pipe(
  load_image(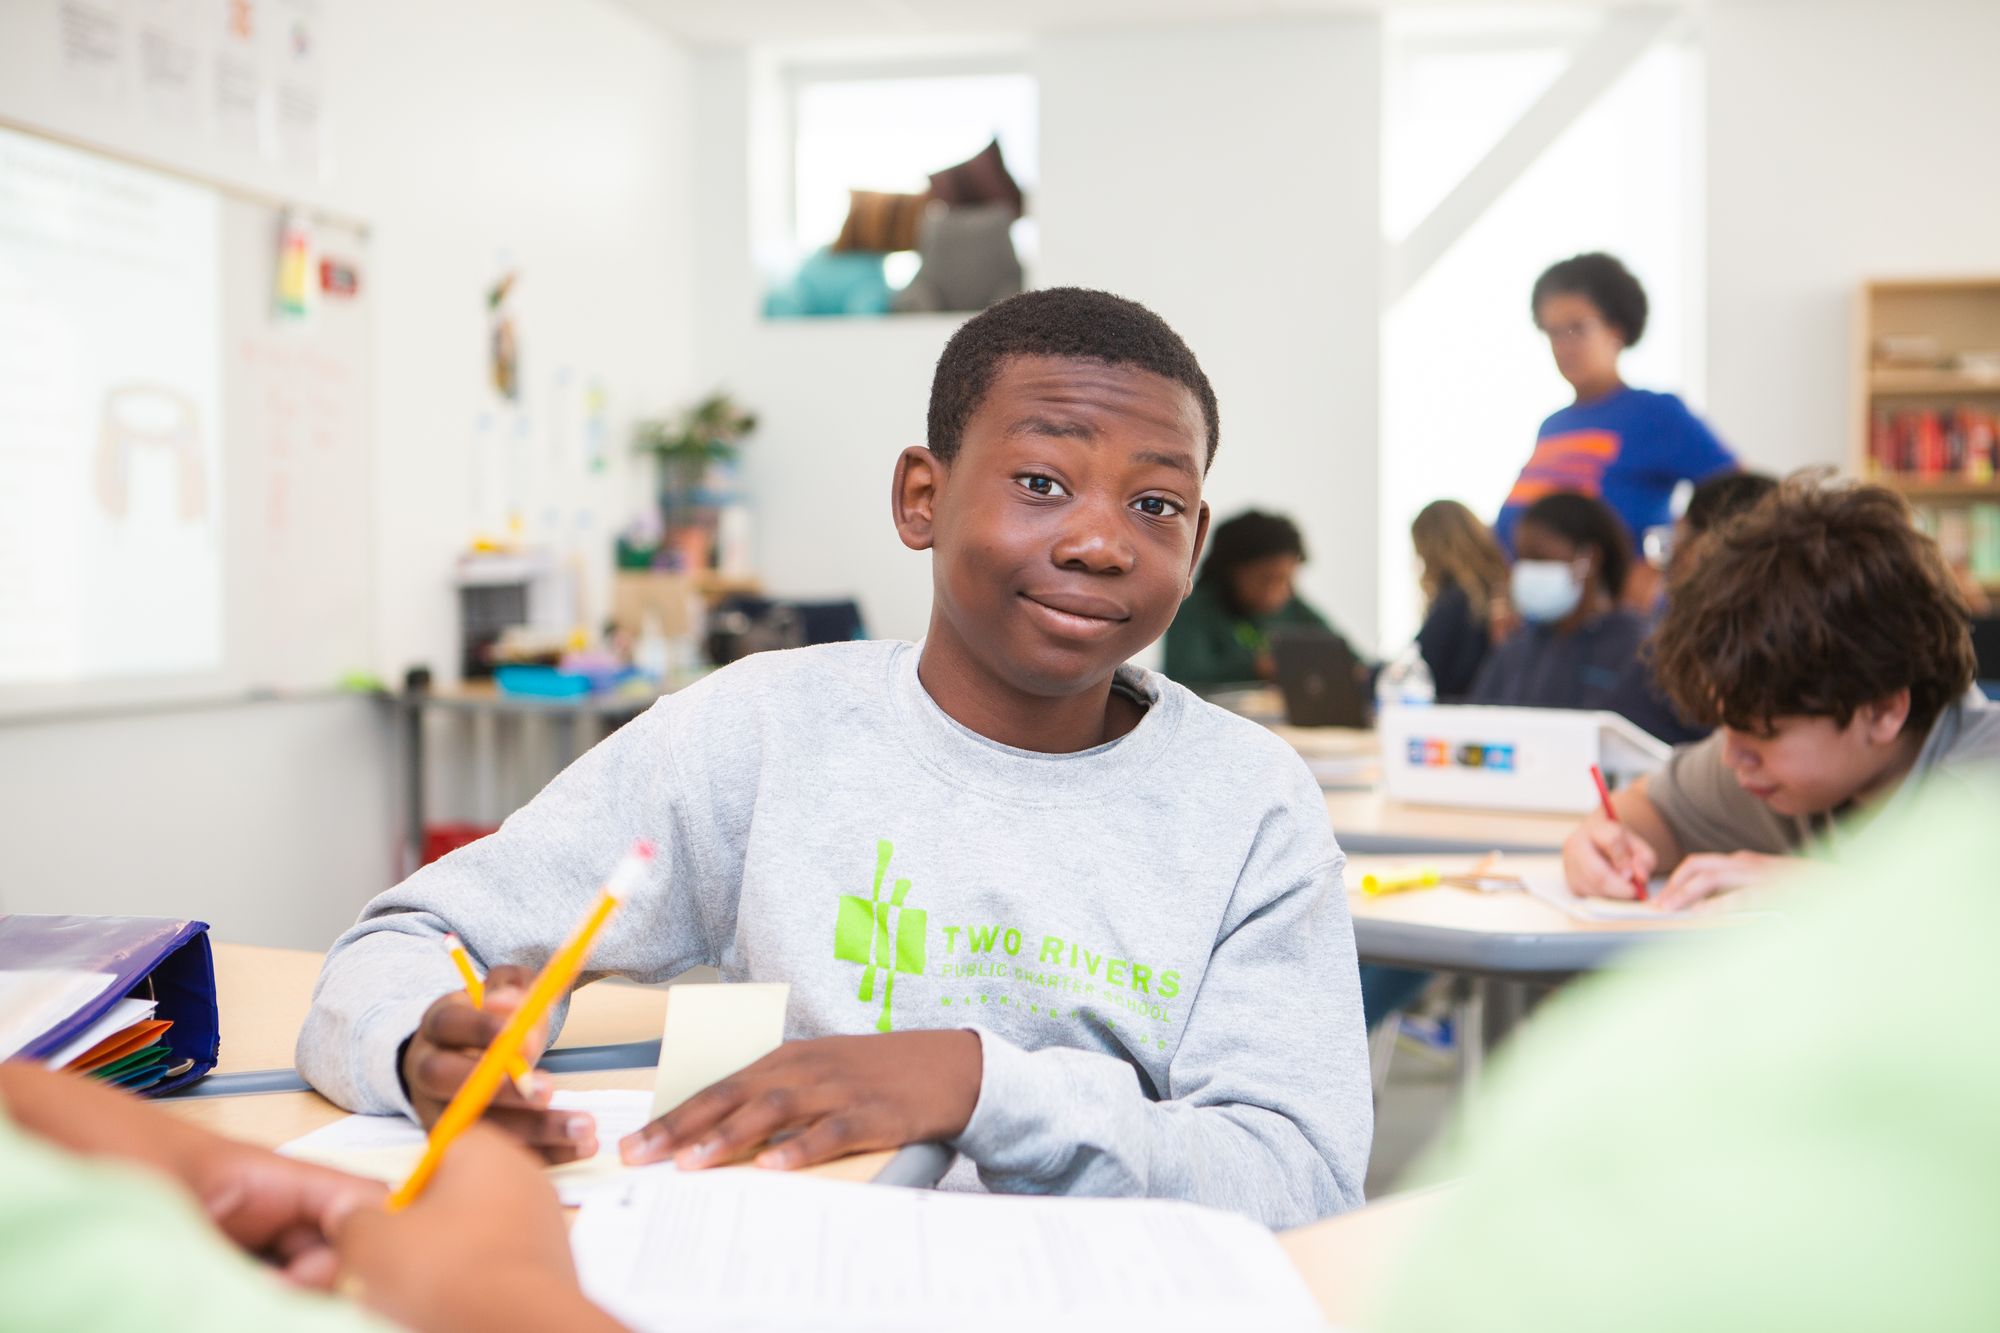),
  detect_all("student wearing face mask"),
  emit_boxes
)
[1468,491,1649,716]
